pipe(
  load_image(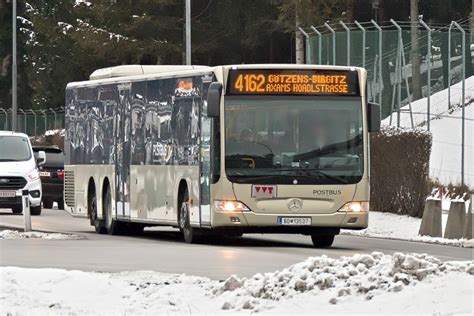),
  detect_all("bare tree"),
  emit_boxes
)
[411,0,422,99]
